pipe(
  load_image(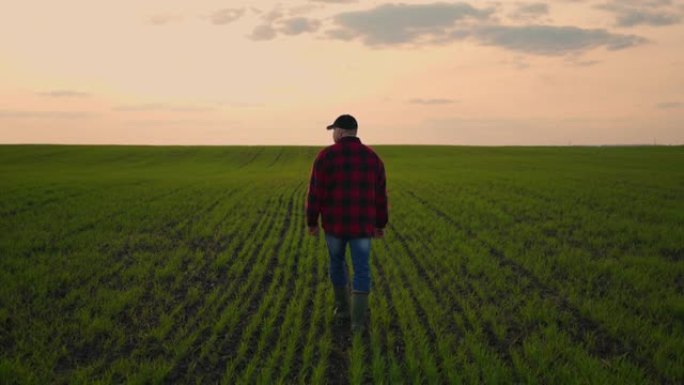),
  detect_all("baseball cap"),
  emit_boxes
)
[326,114,358,130]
